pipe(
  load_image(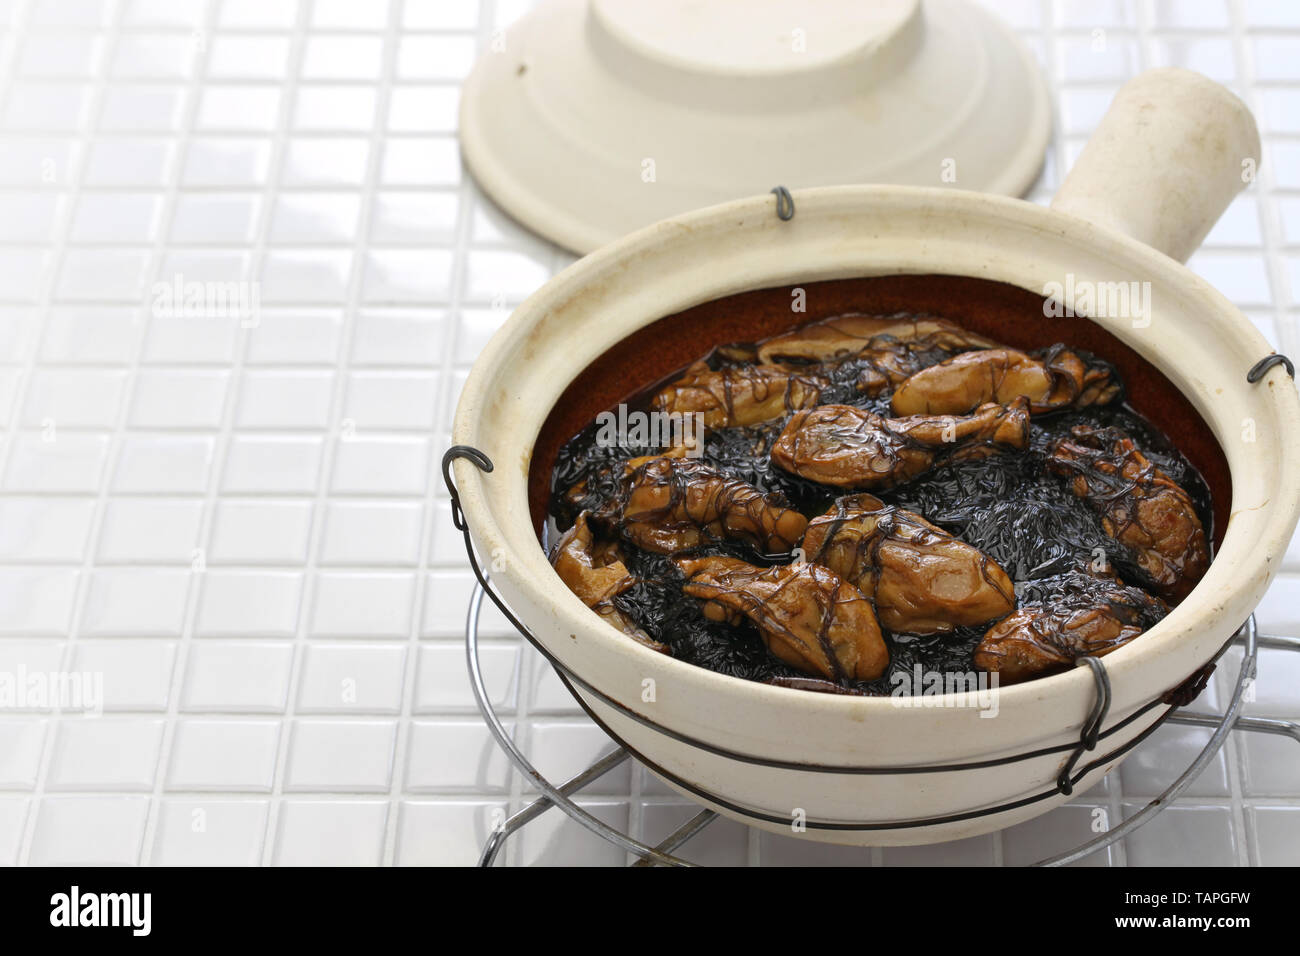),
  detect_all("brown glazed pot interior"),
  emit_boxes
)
[528,274,1231,549]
